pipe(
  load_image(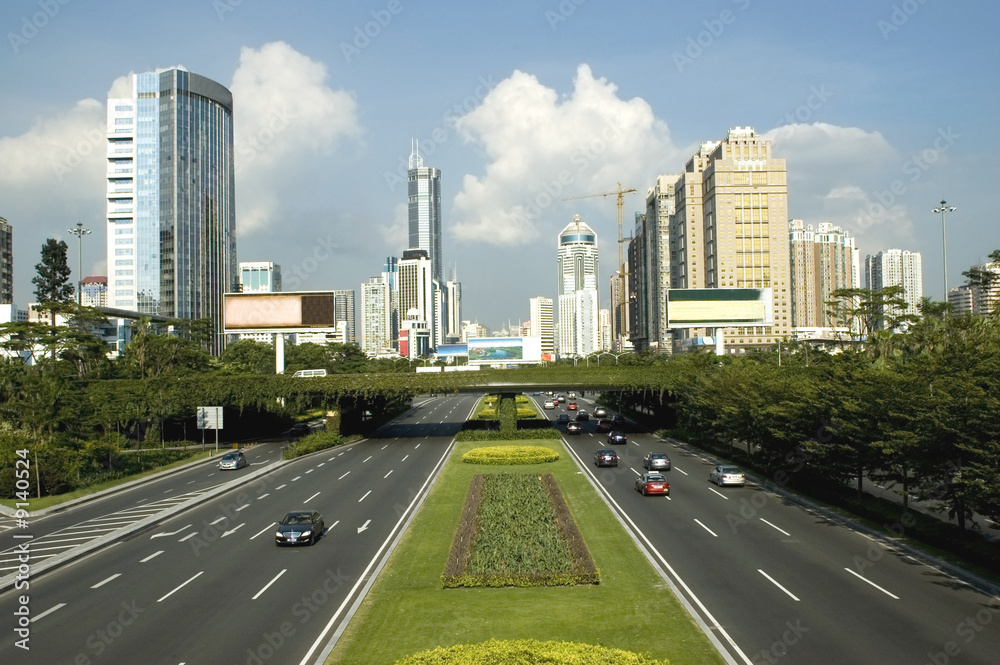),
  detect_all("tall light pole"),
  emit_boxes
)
[68,221,91,305]
[932,200,956,300]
